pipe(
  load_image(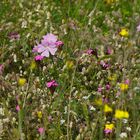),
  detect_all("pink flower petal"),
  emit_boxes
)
[43,33,57,43]
[98,86,102,92]
[48,47,57,55]
[38,127,44,134]
[104,129,112,134]
[55,41,64,46]
[125,79,130,85]
[37,45,46,53]
[41,50,49,57]
[46,80,58,88]
[16,105,20,111]
[35,55,44,61]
